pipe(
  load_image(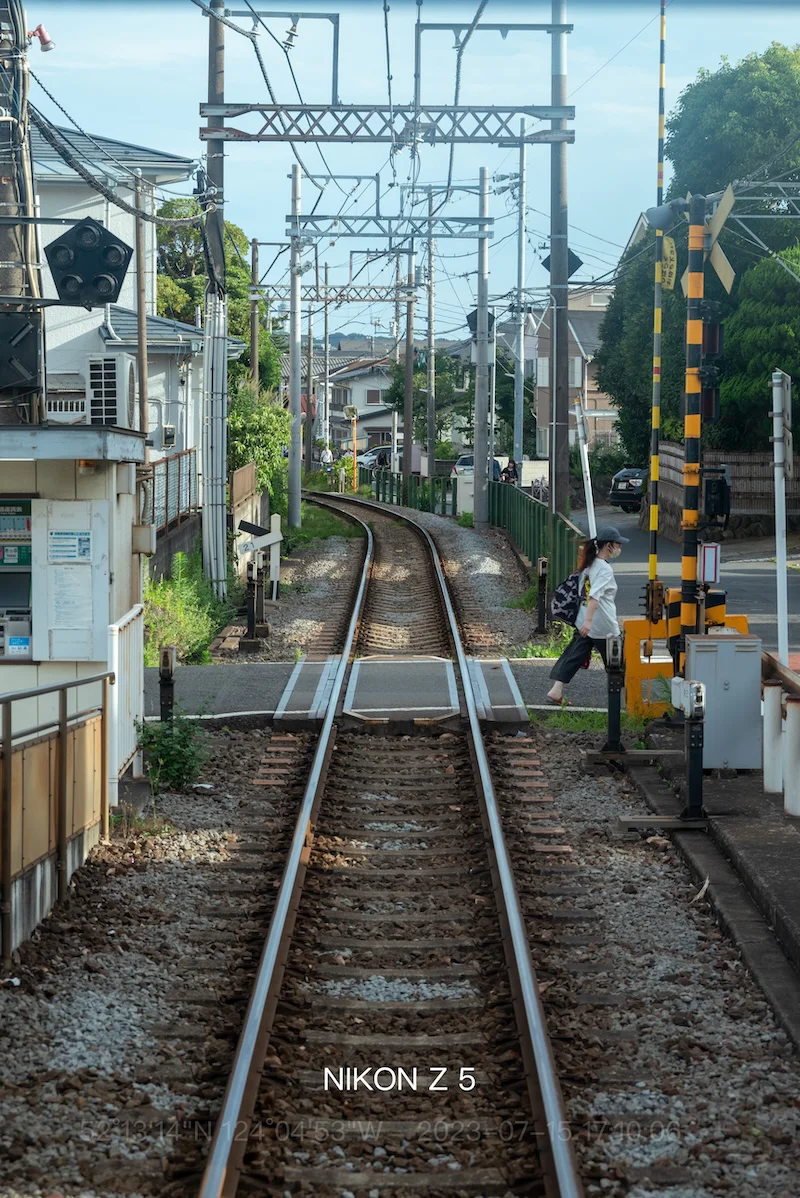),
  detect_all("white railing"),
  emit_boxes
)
[762,660,800,815]
[108,603,144,807]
